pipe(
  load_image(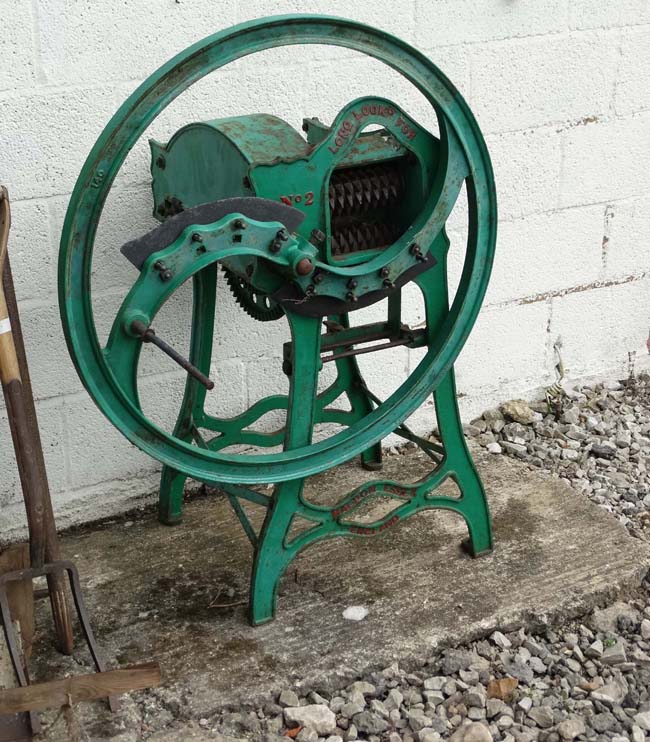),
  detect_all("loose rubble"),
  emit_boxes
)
[193,593,650,741]
[465,374,650,541]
